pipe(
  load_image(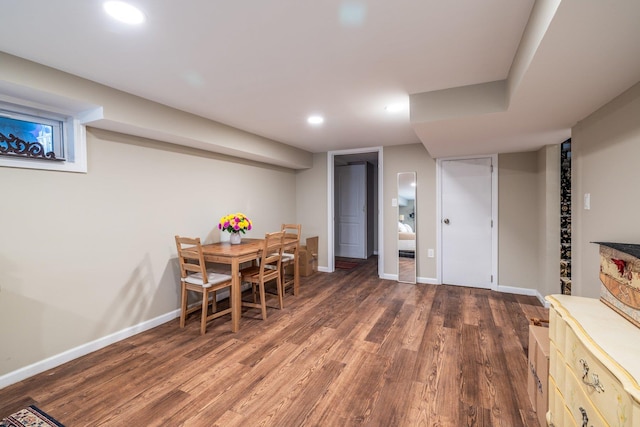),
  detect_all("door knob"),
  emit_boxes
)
[443,218,450,225]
